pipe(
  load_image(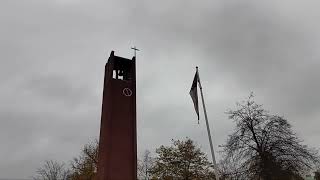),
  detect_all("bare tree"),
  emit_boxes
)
[315,171,320,180]
[138,150,154,180]
[33,160,70,180]
[218,154,245,180]
[70,139,98,180]
[221,94,319,180]
[315,166,320,180]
